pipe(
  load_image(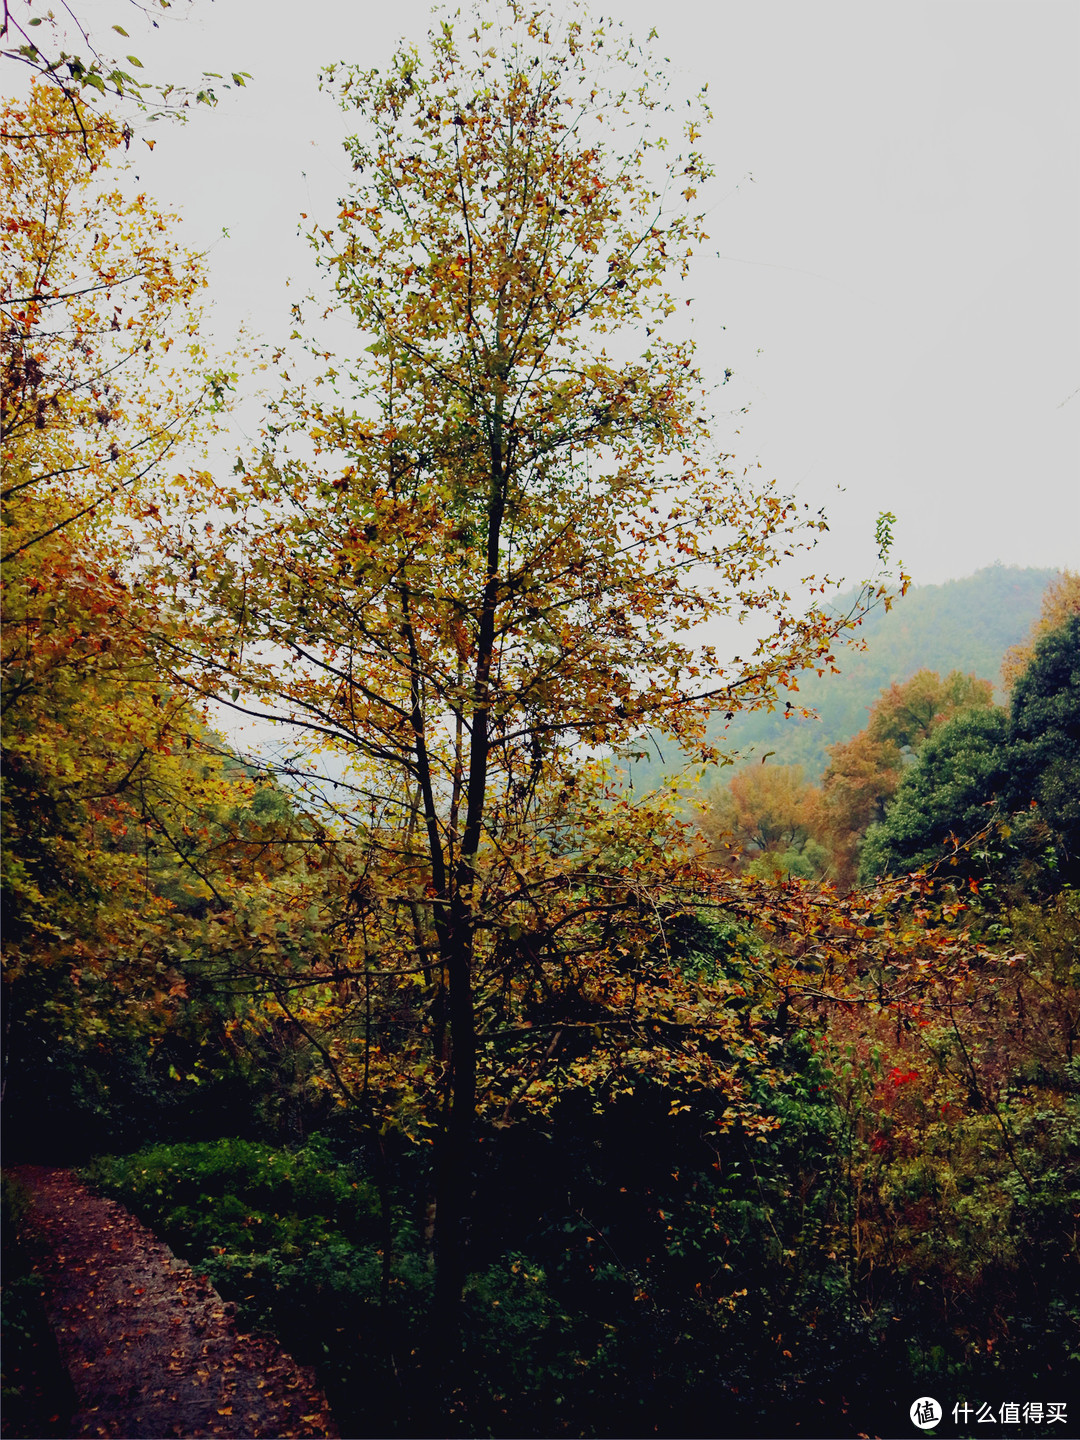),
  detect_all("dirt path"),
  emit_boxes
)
[13,1167,340,1440]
